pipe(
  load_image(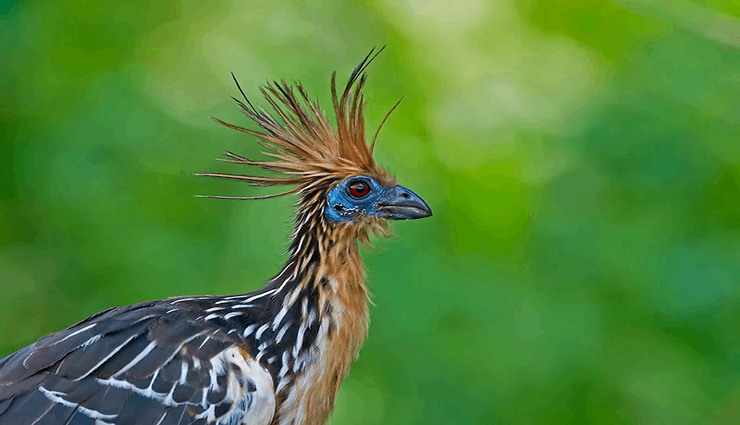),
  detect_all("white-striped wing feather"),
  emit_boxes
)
[0,303,276,425]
